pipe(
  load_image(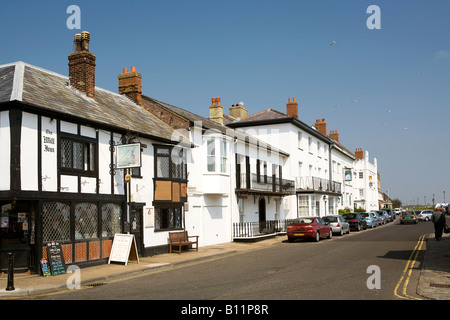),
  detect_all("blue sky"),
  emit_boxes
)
[1,0,449,205]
